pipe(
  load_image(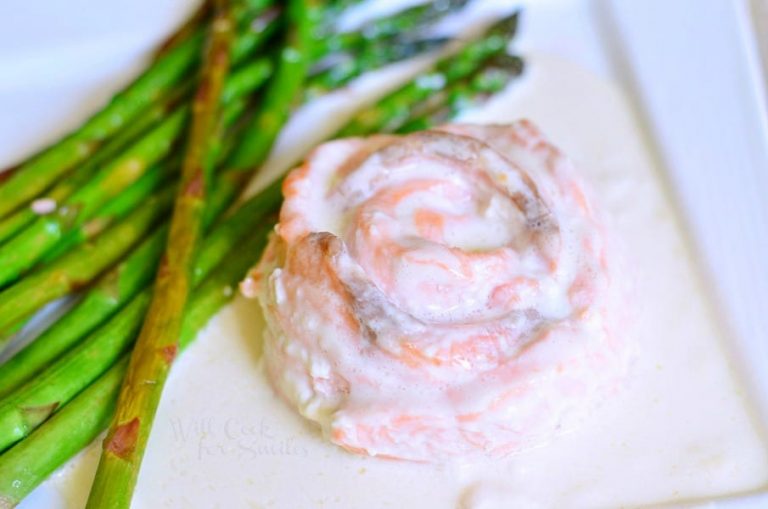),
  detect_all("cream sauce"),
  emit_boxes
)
[38,54,768,509]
